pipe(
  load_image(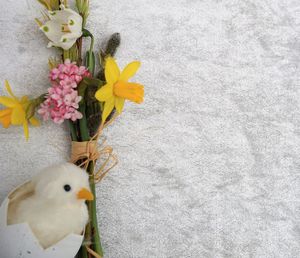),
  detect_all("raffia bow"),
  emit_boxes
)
[70,121,118,183]
[70,138,117,182]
